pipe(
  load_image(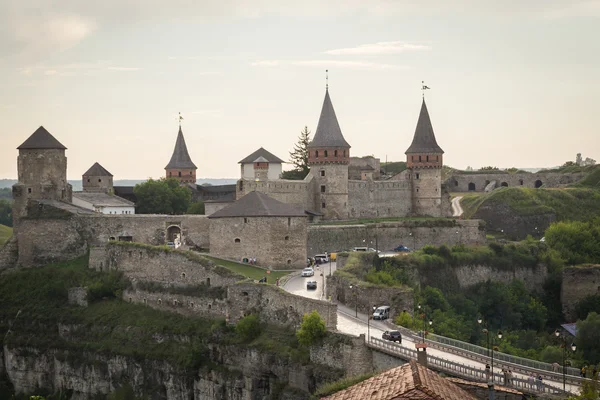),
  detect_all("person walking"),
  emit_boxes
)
[507,370,513,386]
[536,375,543,392]
[485,364,491,383]
[502,369,508,385]
[275,278,280,287]
[528,373,535,389]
